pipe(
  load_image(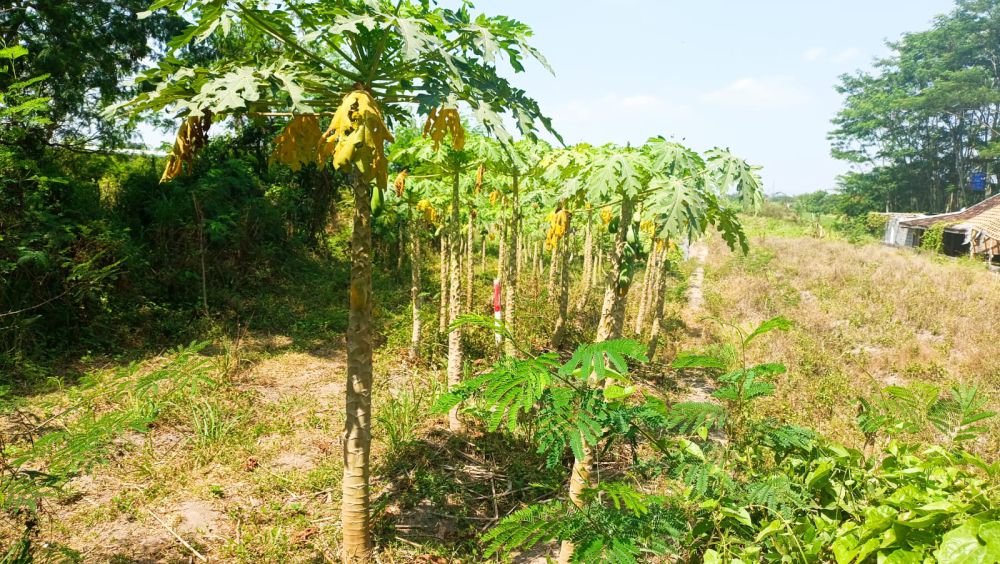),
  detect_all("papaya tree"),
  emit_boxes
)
[392,125,480,431]
[544,138,762,562]
[115,1,556,560]
[547,200,573,347]
[396,173,439,362]
[477,137,552,355]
